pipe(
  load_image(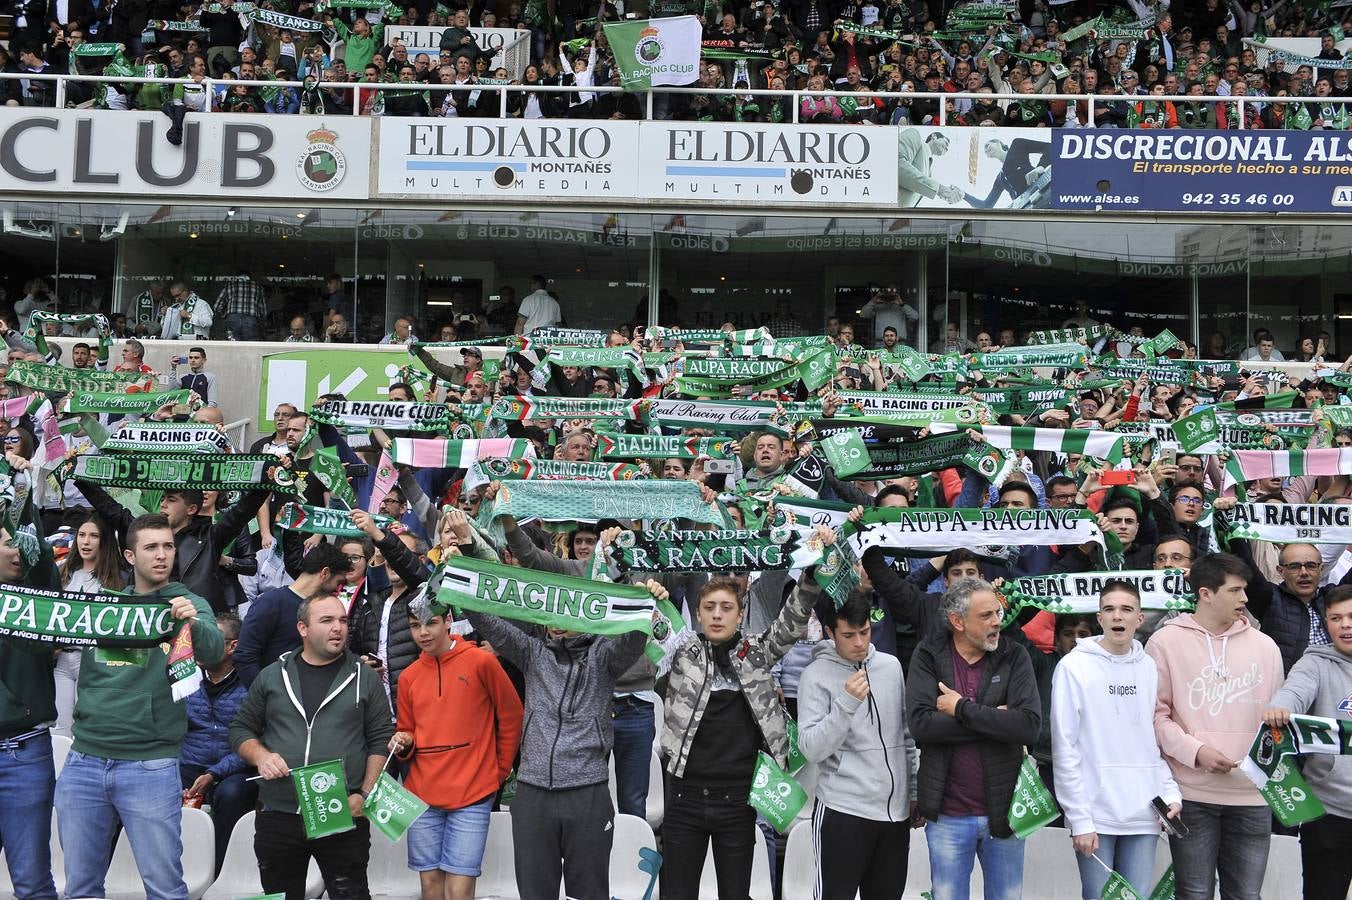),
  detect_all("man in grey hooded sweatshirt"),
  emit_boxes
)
[1263,584,1352,900]
[798,592,919,900]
